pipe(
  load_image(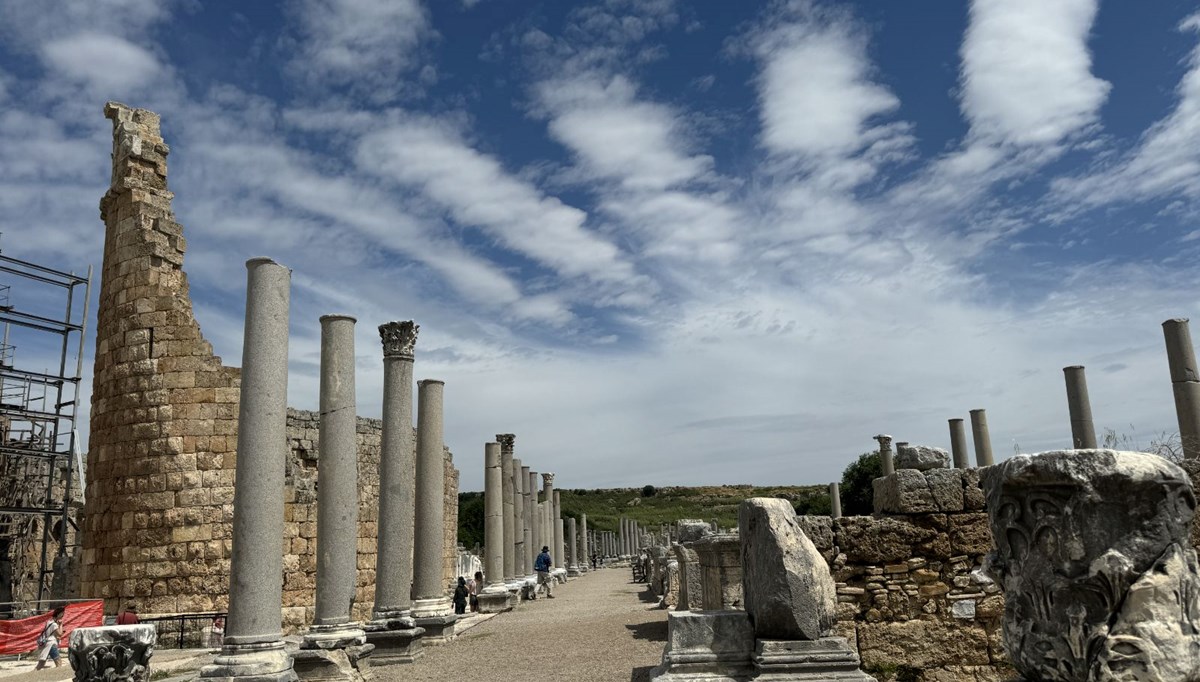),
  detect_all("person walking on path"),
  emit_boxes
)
[34,607,64,670]
[116,604,139,625]
[535,545,555,598]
